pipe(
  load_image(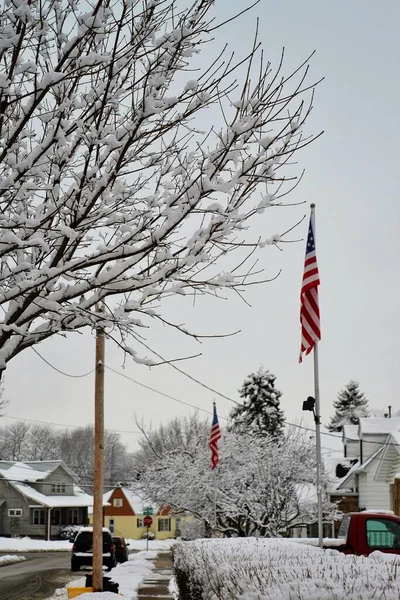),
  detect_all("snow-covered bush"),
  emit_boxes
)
[142,531,155,540]
[173,538,400,600]
[179,519,208,541]
[60,524,82,542]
